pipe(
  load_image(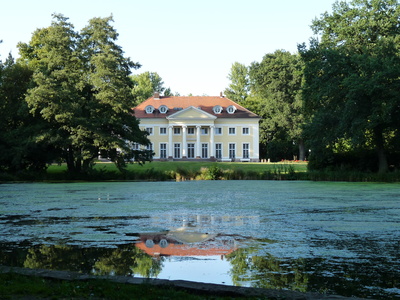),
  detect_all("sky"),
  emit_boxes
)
[0,0,334,96]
